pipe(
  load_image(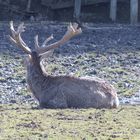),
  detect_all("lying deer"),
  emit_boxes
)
[9,21,119,109]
